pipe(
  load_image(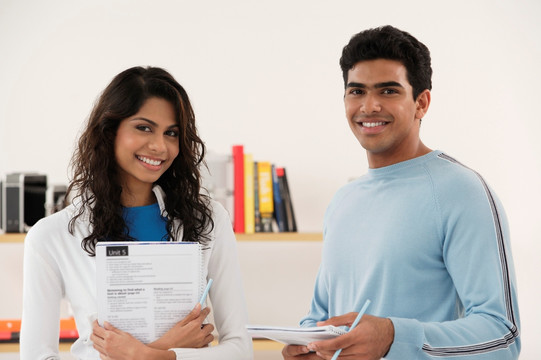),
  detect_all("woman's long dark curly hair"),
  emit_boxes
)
[67,66,213,256]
